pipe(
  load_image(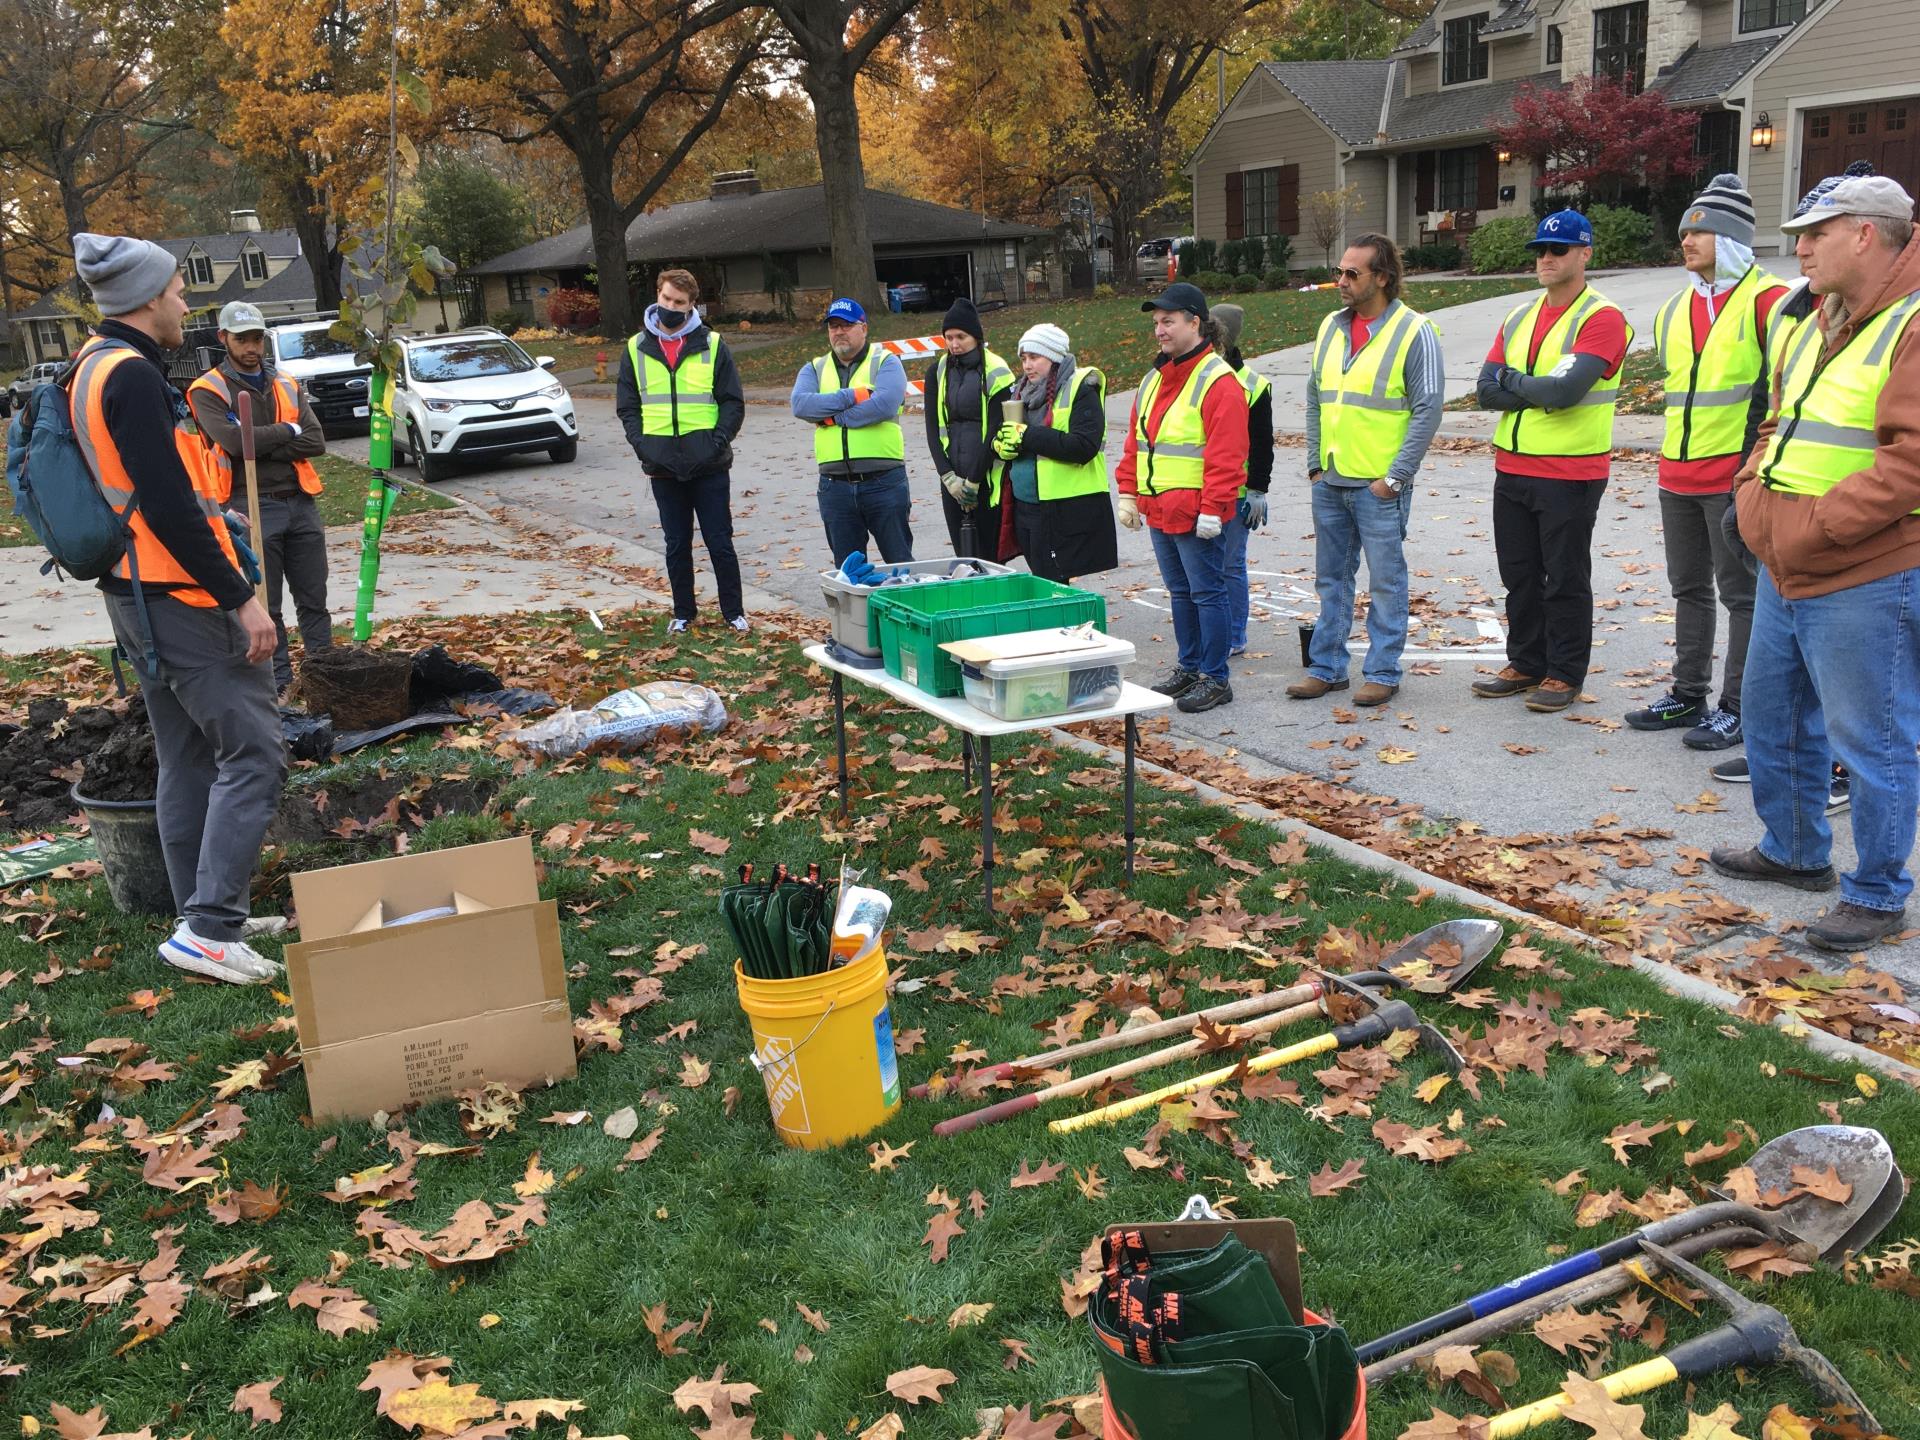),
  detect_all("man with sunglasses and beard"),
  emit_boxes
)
[1472,210,1632,713]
